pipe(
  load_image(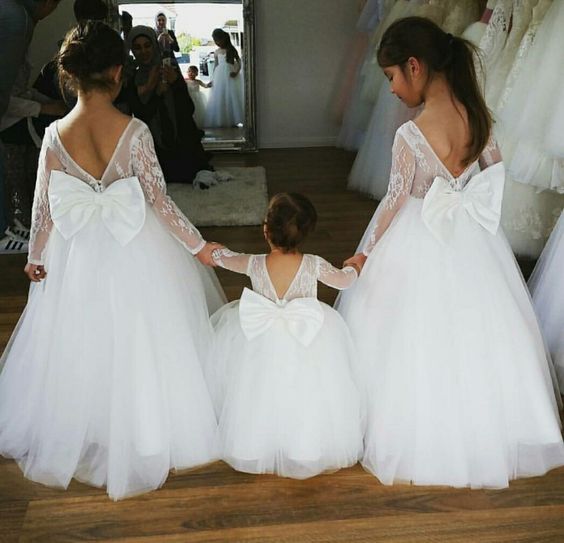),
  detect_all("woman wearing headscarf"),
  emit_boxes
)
[125,26,213,184]
[154,12,179,61]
